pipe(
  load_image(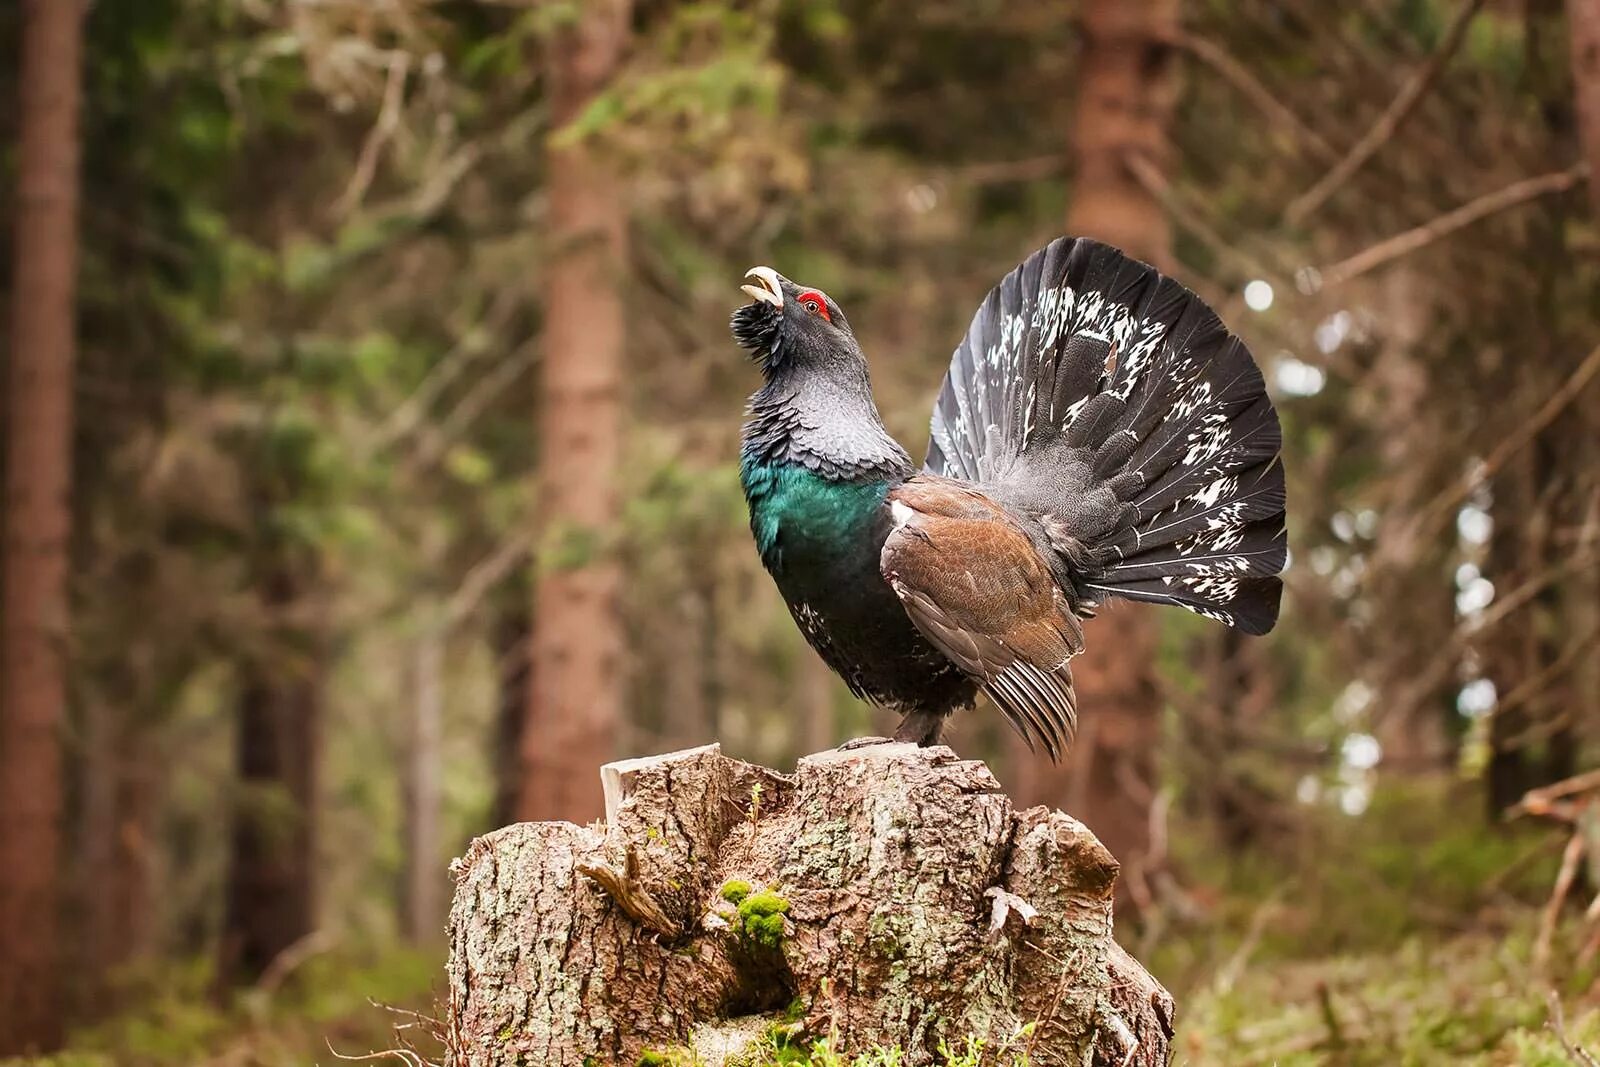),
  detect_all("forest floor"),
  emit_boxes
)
[8,782,1596,1067]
